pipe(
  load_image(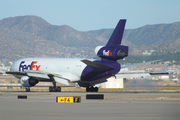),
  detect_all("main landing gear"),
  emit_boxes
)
[48,74,61,92]
[49,86,61,92]
[86,86,98,92]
